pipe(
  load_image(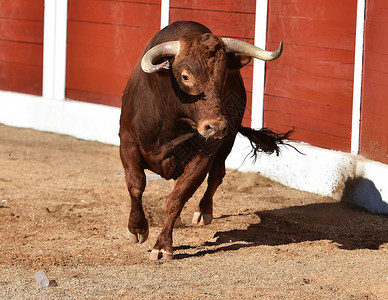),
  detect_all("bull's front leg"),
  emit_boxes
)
[150,154,212,260]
